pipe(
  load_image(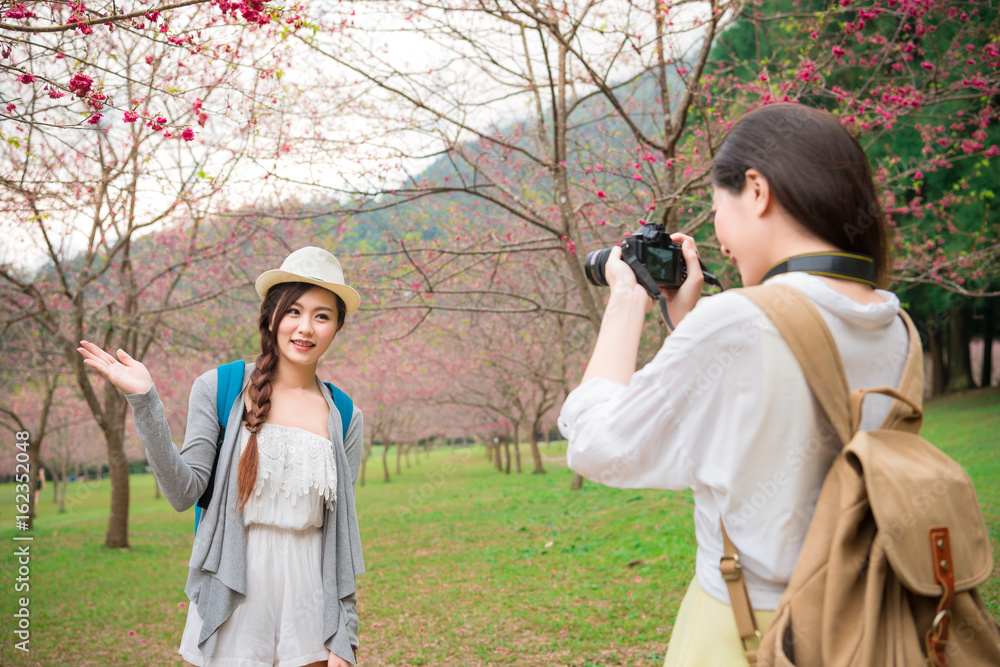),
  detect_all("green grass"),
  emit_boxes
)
[0,387,998,666]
